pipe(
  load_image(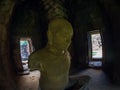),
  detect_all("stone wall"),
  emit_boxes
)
[65,0,106,69]
[99,0,120,84]
[0,0,16,89]
[9,0,47,72]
